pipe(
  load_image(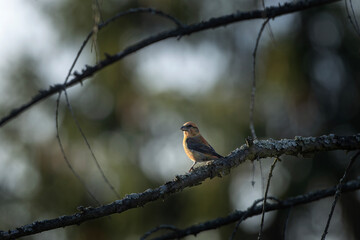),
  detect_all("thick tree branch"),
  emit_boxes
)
[0,133,359,239]
[0,0,341,127]
[150,178,360,240]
